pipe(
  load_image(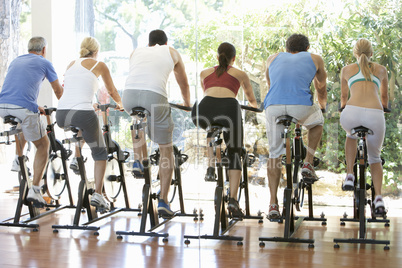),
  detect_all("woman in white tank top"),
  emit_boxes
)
[56,37,123,213]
